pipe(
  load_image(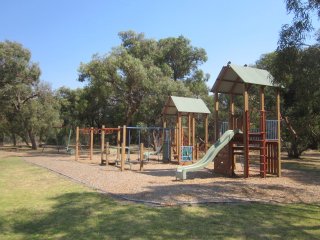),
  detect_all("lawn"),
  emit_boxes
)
[0,155,319,240]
